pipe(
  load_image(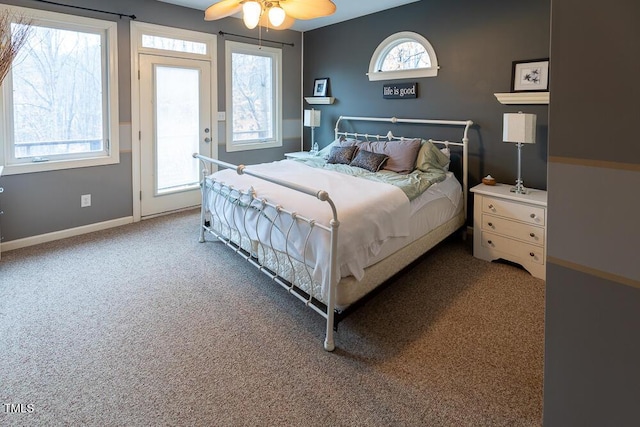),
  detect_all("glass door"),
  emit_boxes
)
[139,54,212,217]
